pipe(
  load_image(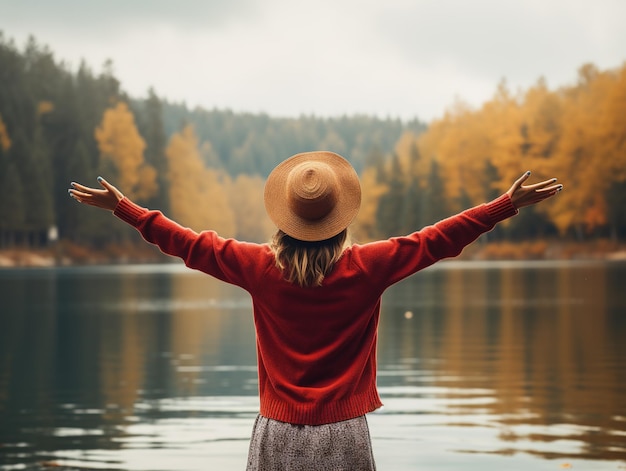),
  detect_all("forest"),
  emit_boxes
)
[1,32,625,261]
